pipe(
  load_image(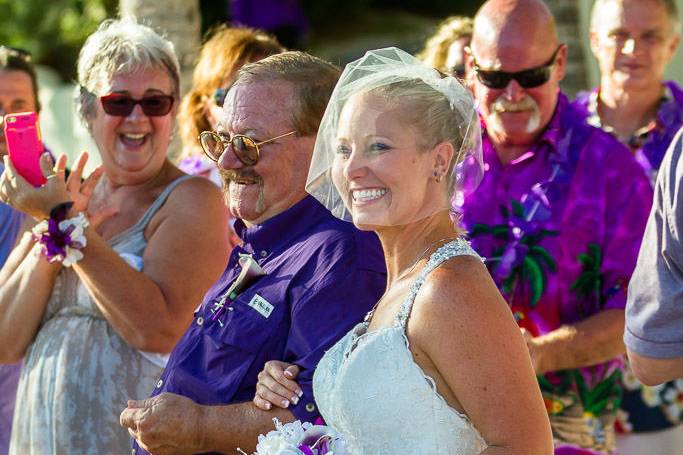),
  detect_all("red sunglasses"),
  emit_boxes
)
[100,93,175,117]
